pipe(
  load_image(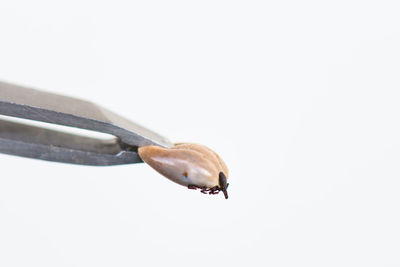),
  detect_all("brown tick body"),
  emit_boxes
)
[138,143,229,199]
